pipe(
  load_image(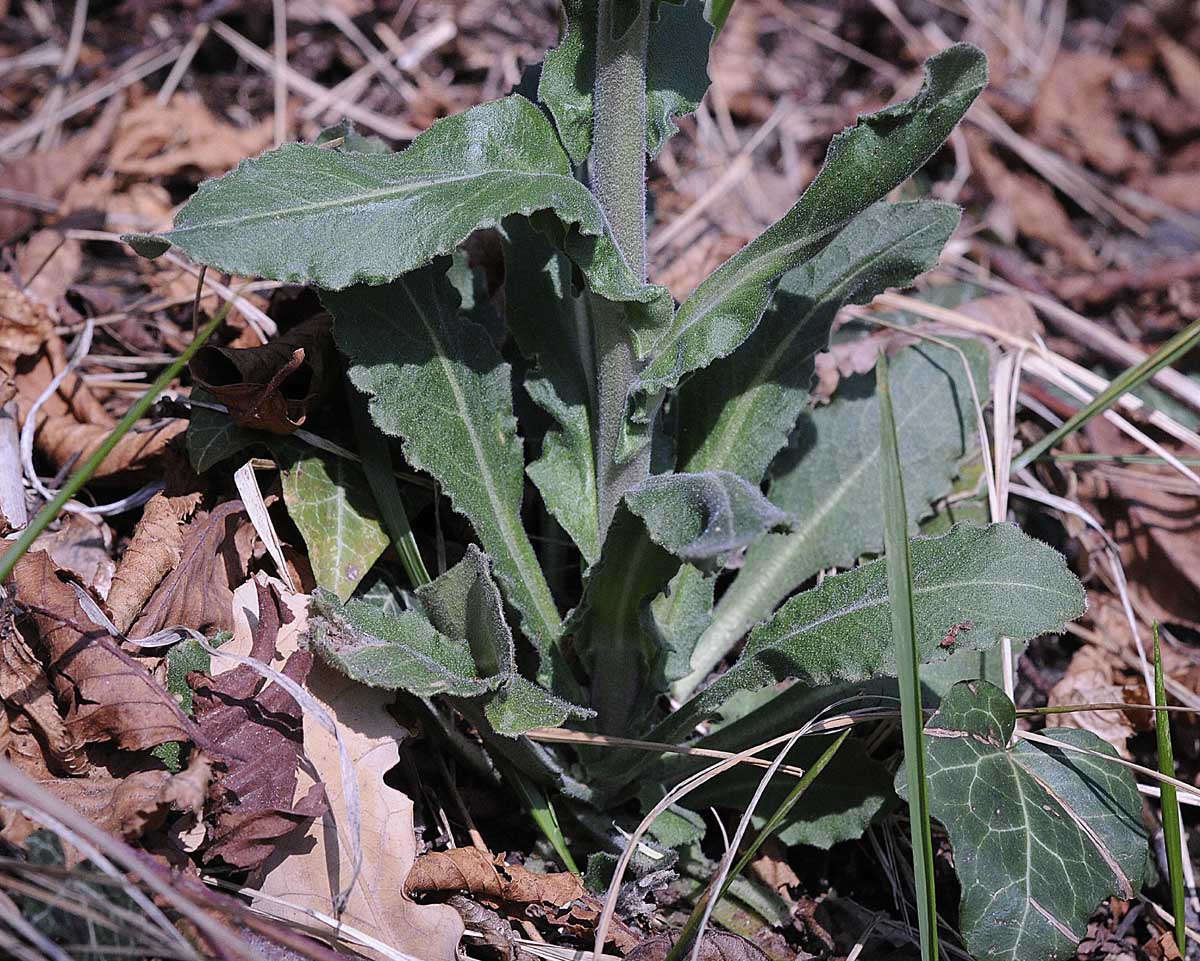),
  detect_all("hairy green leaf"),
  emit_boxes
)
[680,341,985,698]
[127,94,667,331]
[311,548,589,734]
[676,201,961,484]
[503,219,600,565]
[279,450,389,601]
[625,470,791,573]
[647,522,1084,748]
[627,44,987,450]
[539,0,712,165]
[321,262,563,664]
[916,680,1147,961]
